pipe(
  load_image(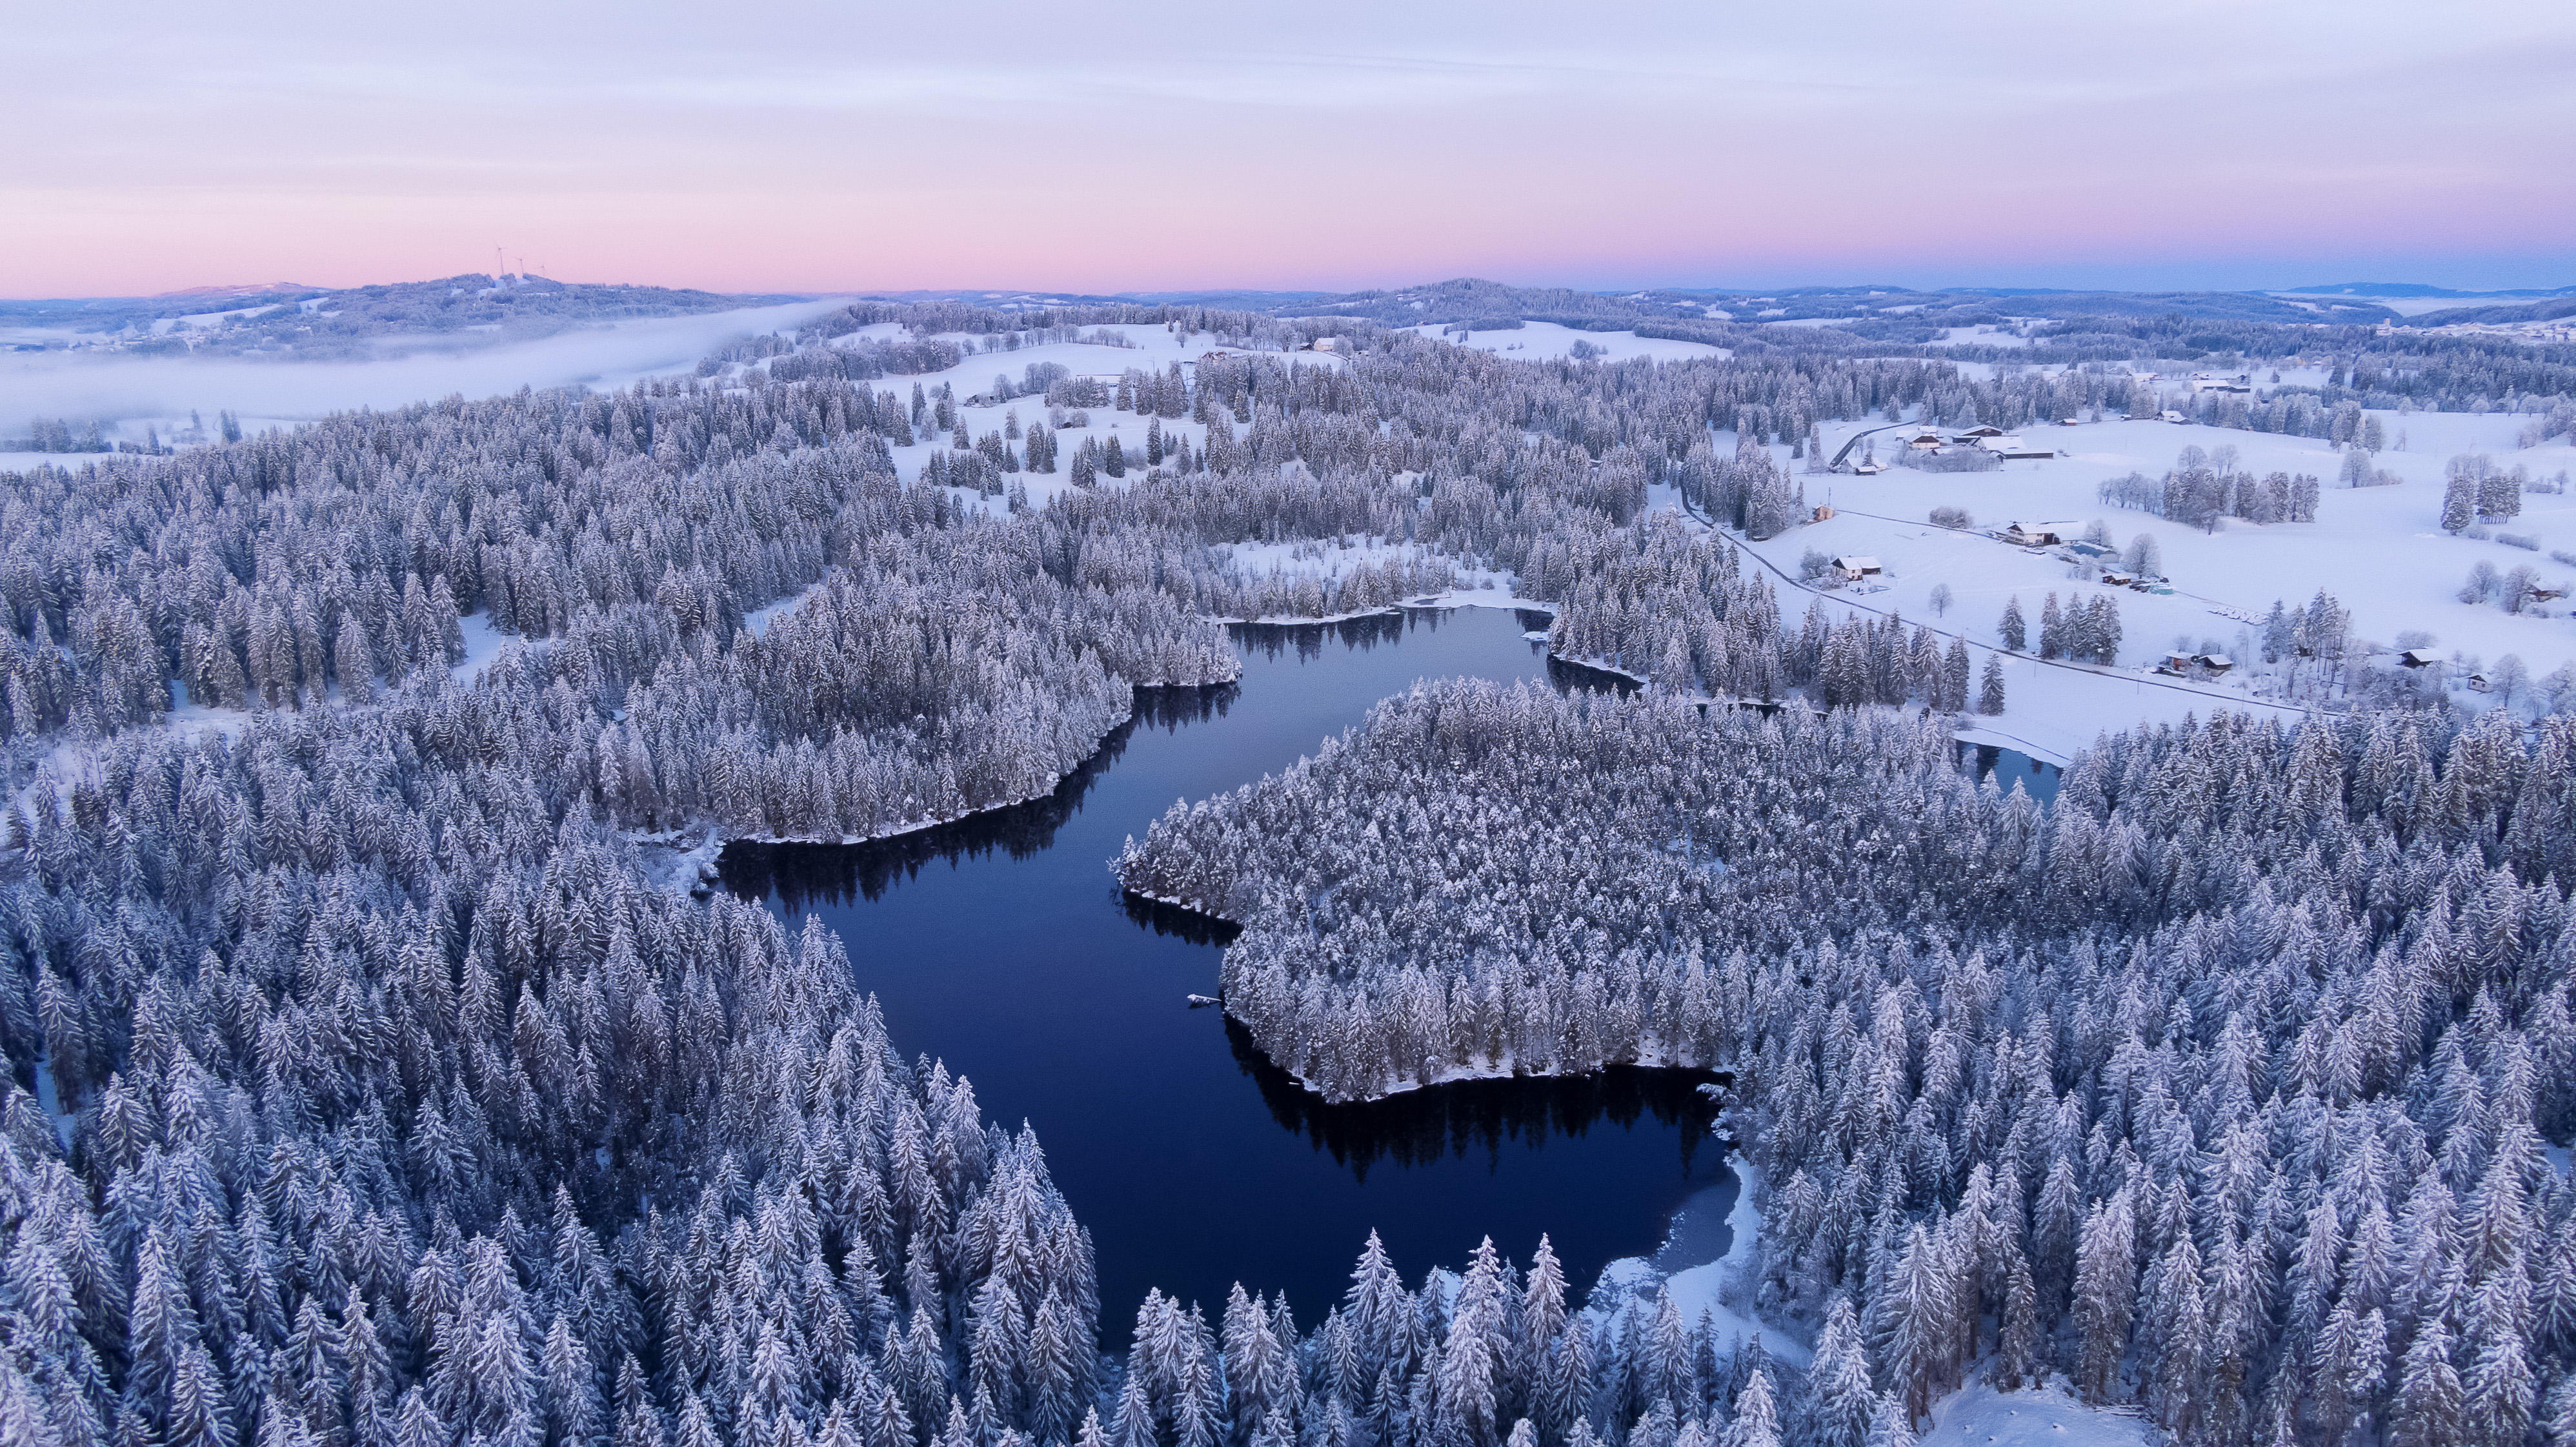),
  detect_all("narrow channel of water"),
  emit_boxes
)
[719,606,1732,1332]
